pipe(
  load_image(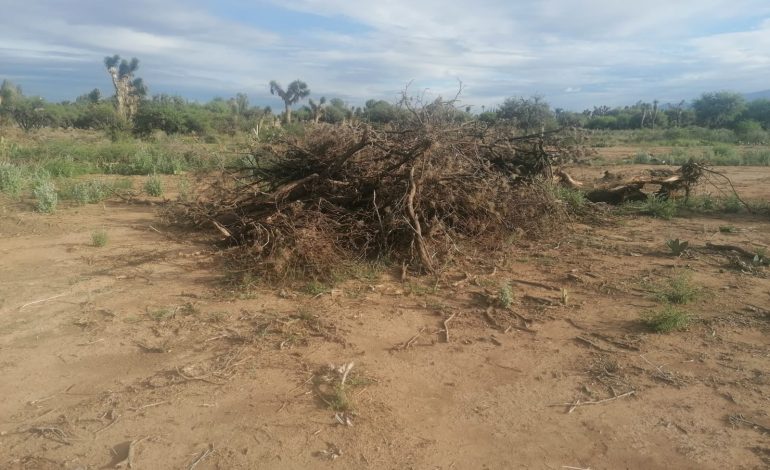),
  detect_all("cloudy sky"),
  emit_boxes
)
[1,0,769,110]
